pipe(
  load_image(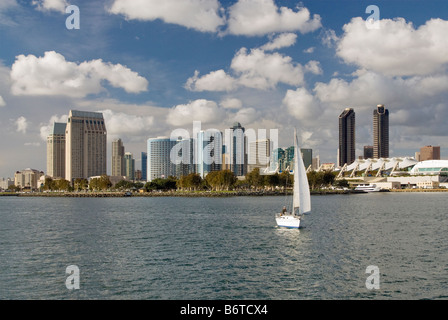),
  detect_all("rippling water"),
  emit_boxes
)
[0,193,447,300]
